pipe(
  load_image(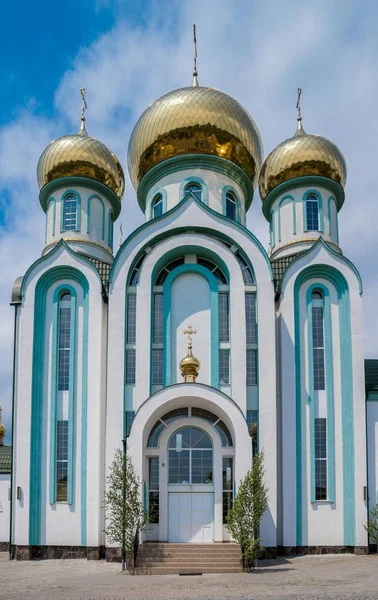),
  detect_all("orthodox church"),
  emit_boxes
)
[3,56,378,561]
